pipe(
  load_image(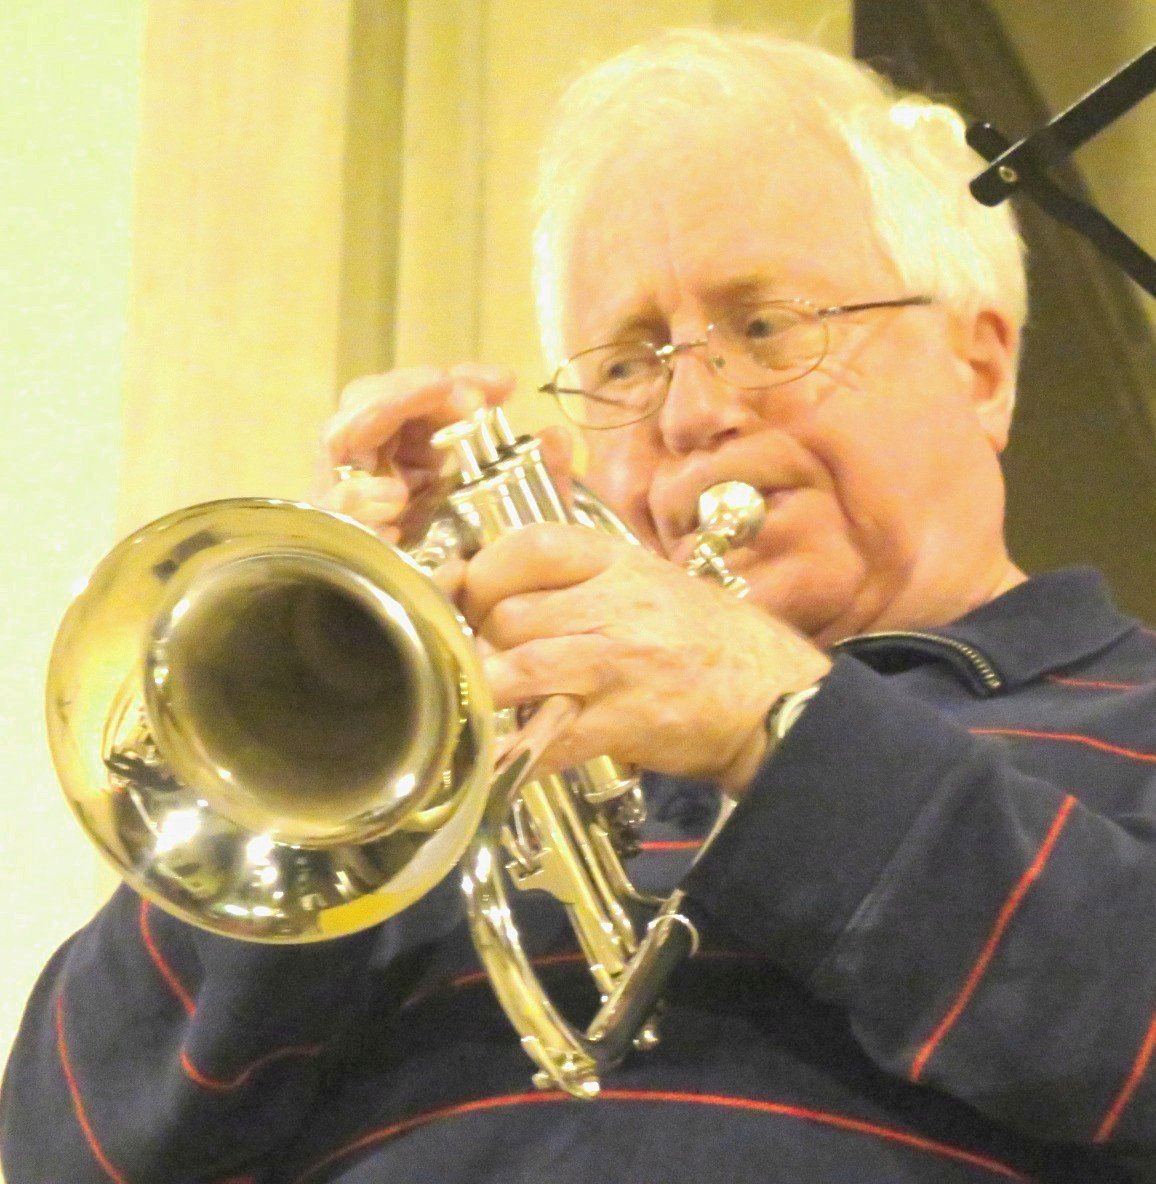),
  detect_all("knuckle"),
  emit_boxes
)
[476,597,520,648]
[515,522,584,566]
[336,373,384,411]
[448,362,516,391]
[337,365,450,413]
